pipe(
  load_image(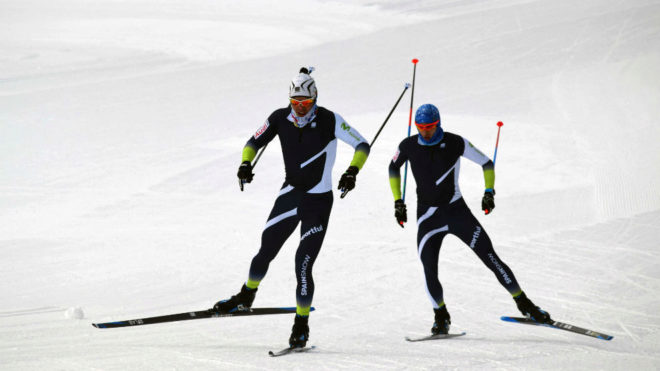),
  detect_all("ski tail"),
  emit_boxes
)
[501,316,613,341]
